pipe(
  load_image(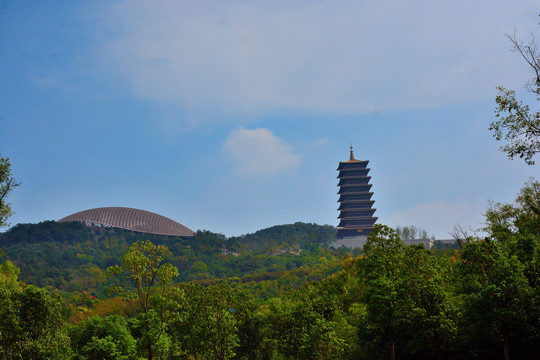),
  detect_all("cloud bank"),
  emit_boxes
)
[388,198,487,239]
[224,127,302,177]
[98,0,537,121]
